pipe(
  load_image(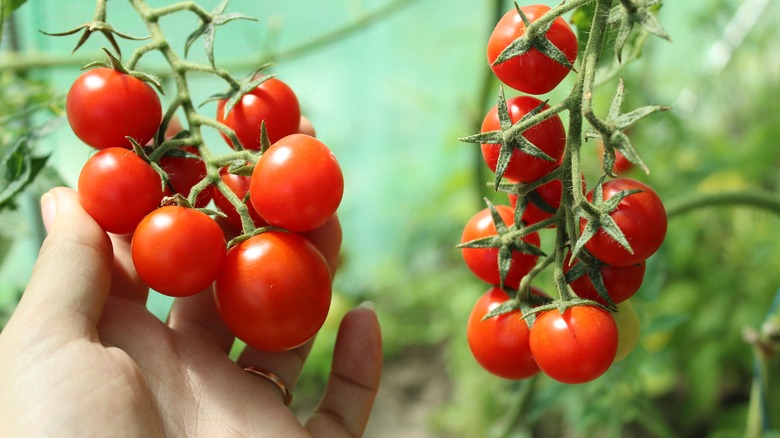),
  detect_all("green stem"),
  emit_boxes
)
[665,191,780,219]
